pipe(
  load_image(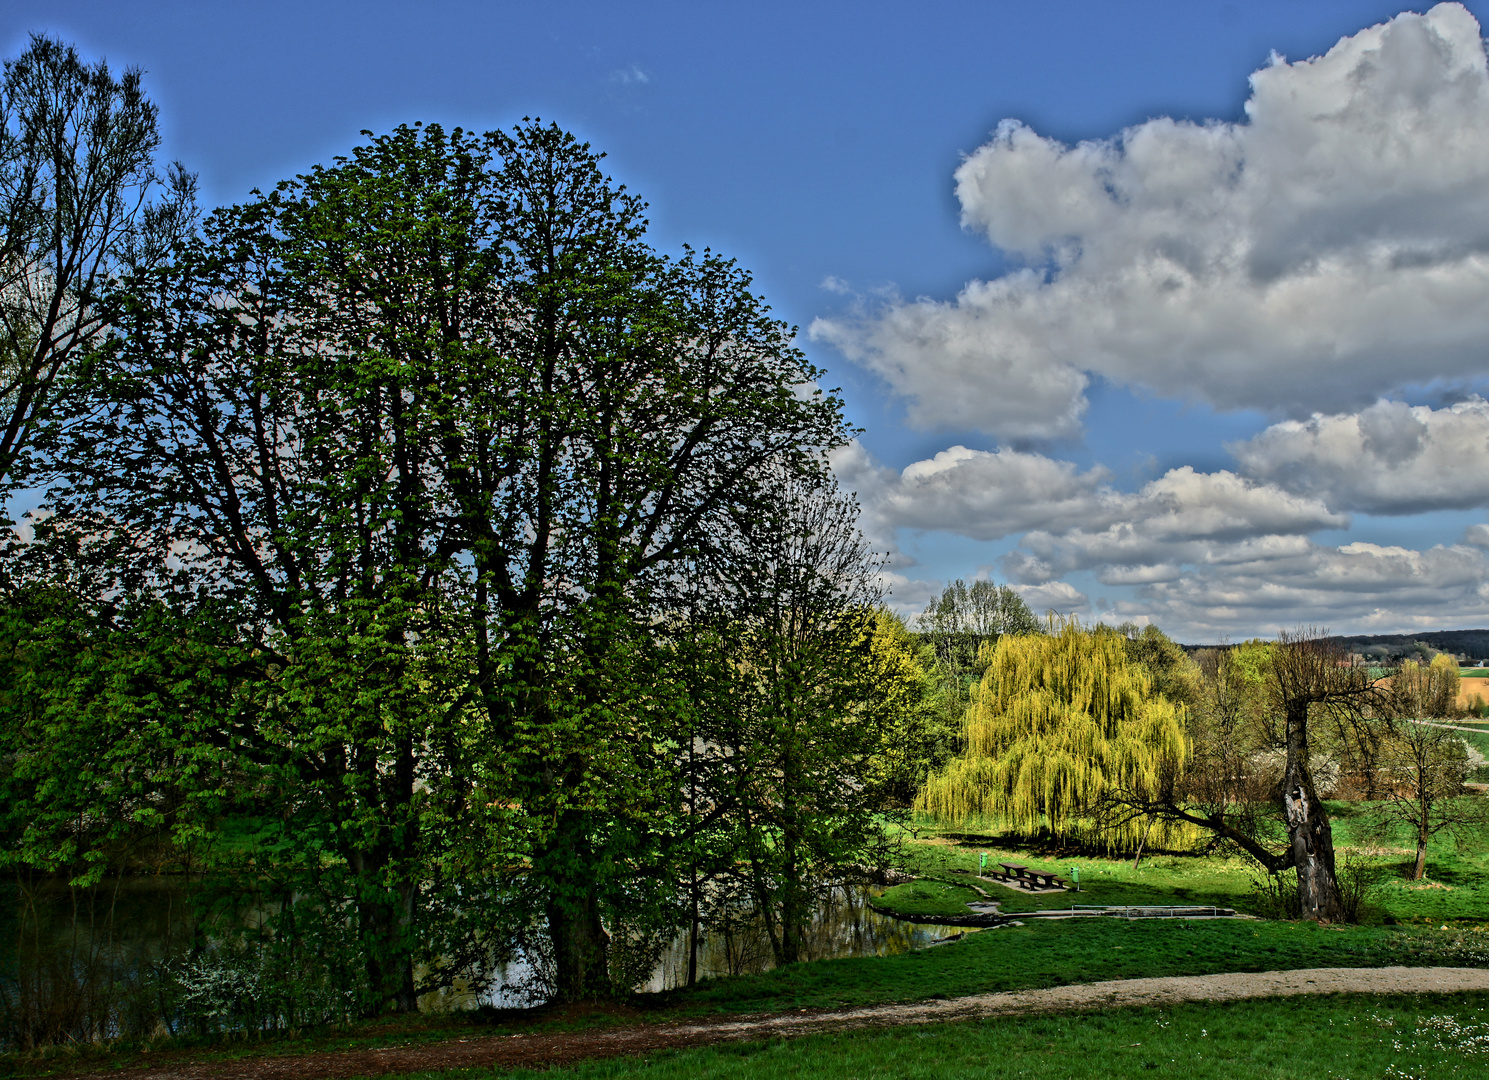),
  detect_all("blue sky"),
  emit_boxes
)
[10,1,1489,640]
